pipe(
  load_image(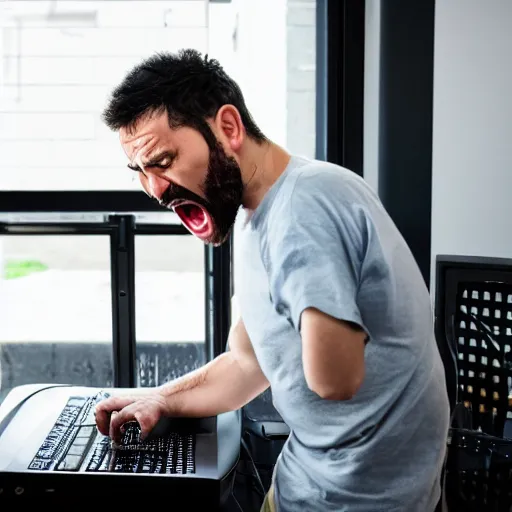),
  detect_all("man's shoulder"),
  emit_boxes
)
[288,156,356,180]
[287,157,373,203]
[269,156,375,229]
[252,155,381,251]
